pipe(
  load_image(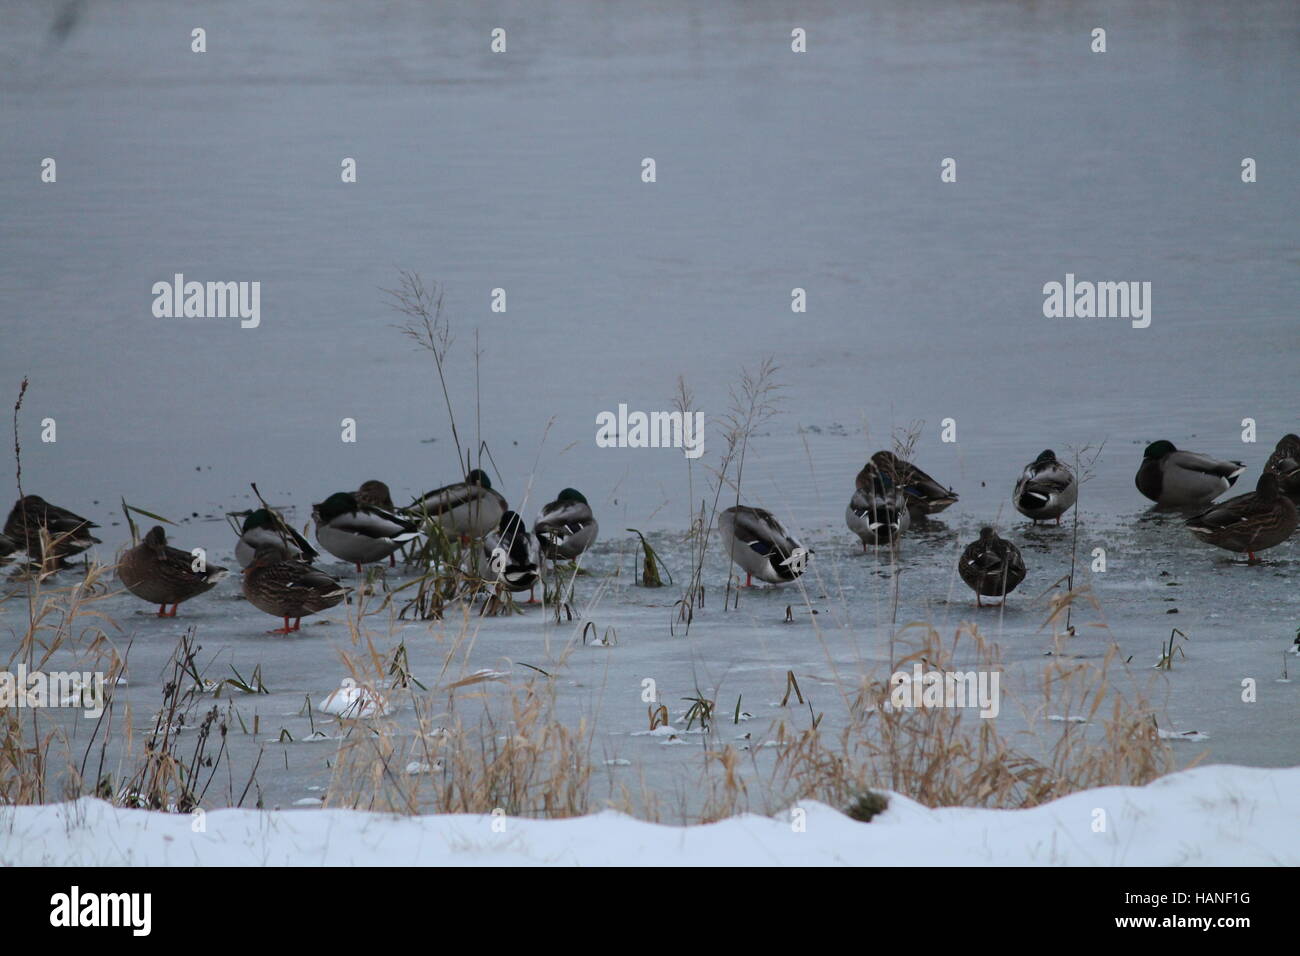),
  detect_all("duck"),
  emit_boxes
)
[1264,434,1300,502]
[1135,441,1244,510]
[312,491,420,572]
[406,469,507,543]
[235,508,319,568]
[1184,472,1297,562]
[958,527,1026,607]
[117,525,228,617]
[484,510,541,601]
[241,544,349,634]
[533,488,599,561]
[845,470,909,549]
[858,451,958,519]
[0,532,16,561]
[1013,450,1078,524]
[718,505,810,586]
[354,479,395,510]
[3,495,101,568]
